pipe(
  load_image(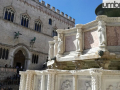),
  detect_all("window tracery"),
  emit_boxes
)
[21,14,29,28]
[4,7,15,22]
[35,20,42,32]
